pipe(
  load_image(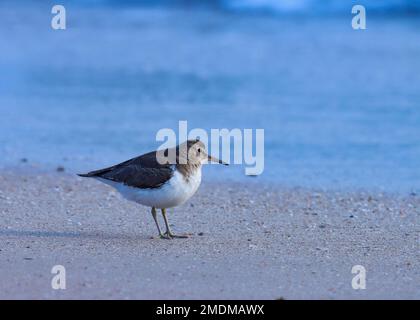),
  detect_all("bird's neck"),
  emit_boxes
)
[176,163,202,182]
